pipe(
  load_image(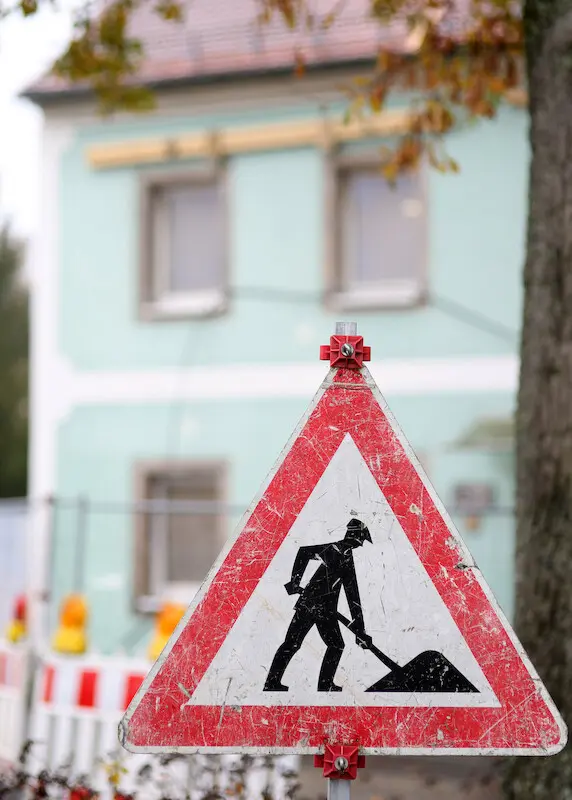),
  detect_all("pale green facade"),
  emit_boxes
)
[44,86,525,654]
